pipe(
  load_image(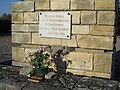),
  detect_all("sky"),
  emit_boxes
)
[0,0,20,15]
[0,0,120,15]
